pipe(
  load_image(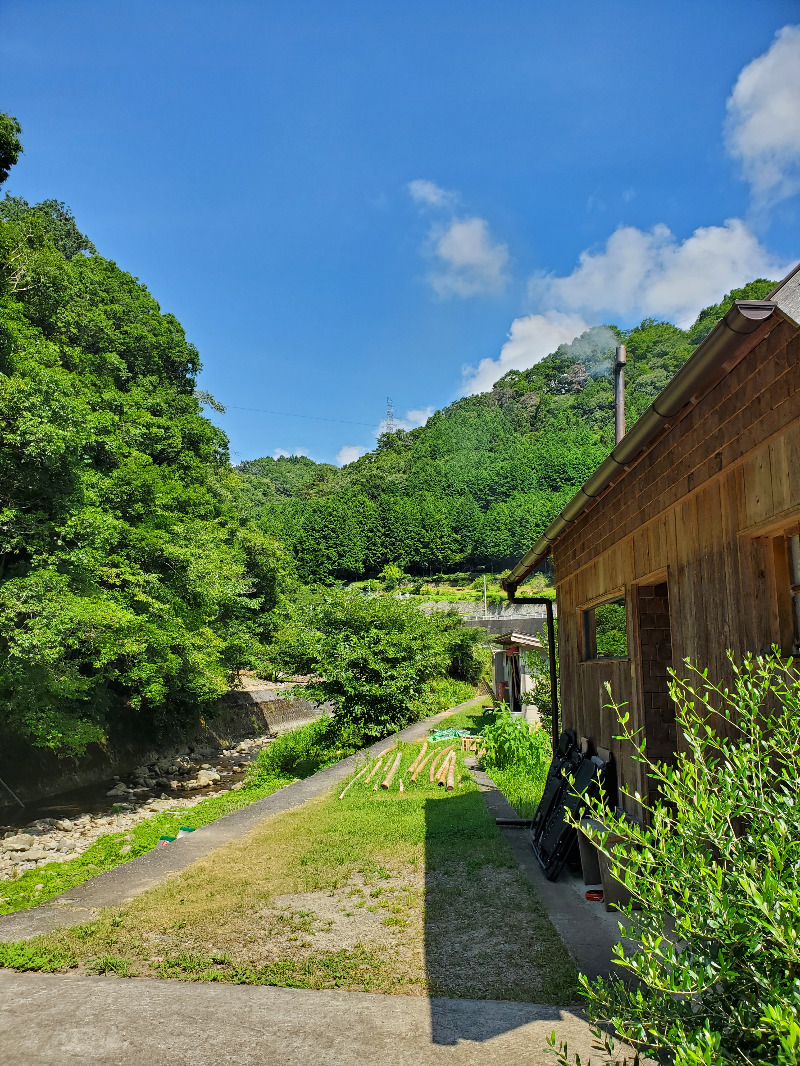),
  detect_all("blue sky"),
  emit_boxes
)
[2,1,799,464]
